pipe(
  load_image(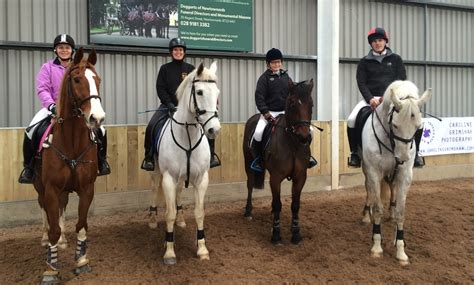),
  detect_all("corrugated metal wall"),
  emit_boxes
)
[0,0,472,128]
